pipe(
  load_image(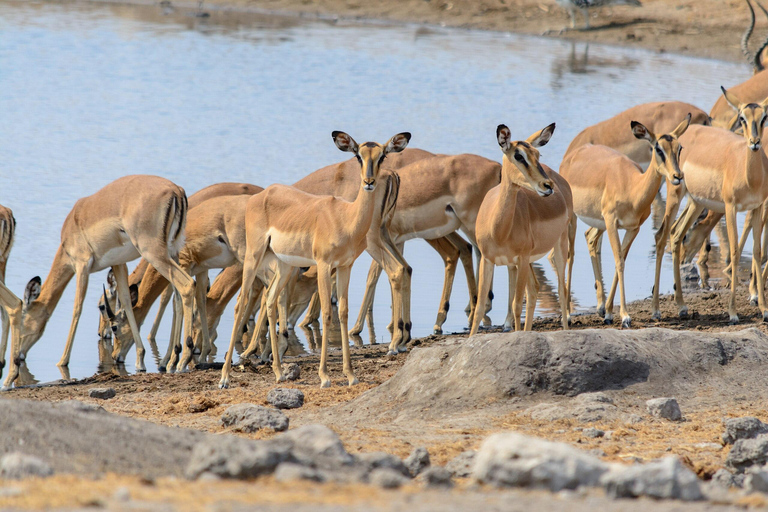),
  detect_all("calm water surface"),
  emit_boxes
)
[0,0,752,383]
